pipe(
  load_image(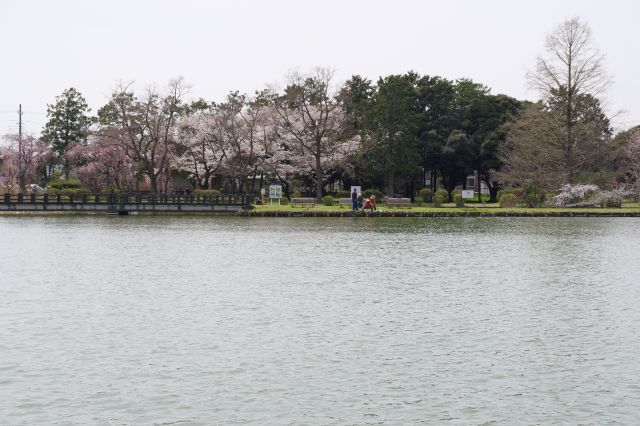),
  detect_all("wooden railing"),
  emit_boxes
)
[2,193,254,208]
